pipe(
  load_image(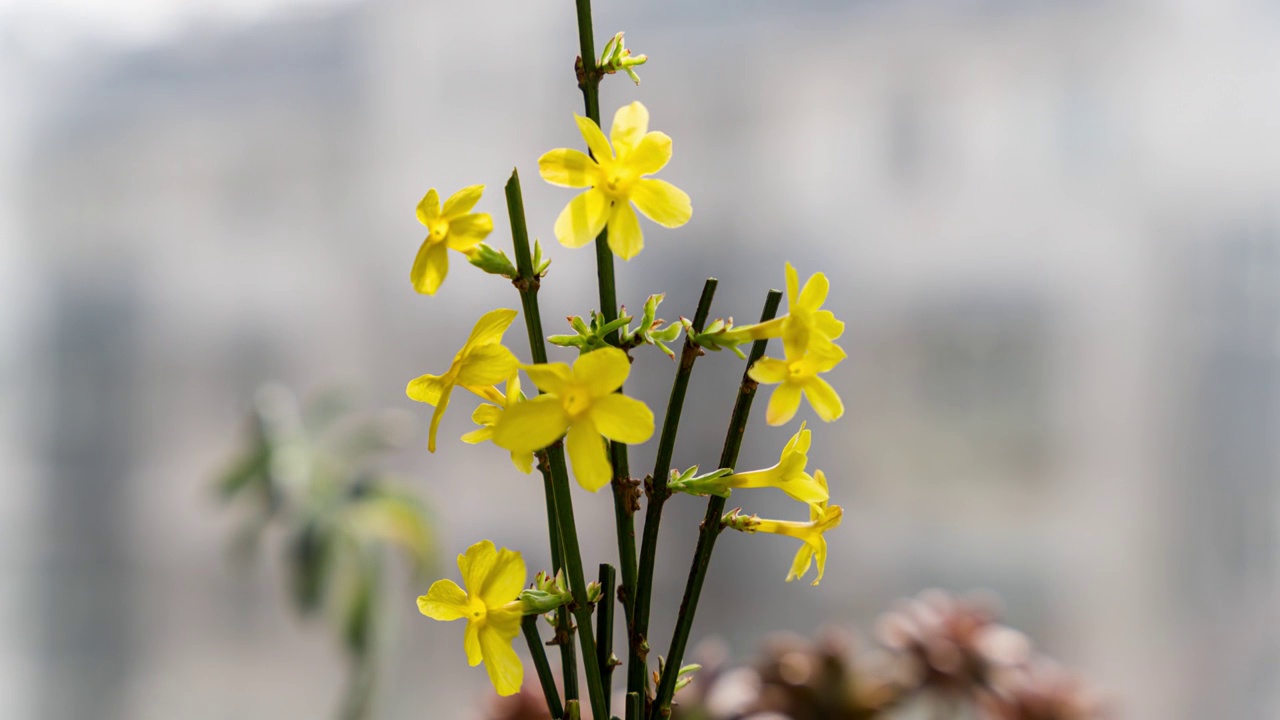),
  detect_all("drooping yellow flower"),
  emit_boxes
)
[723,471,843,586]
[725,262,845,353]
[491,347,654,492]
[412,185,495,295]
[417,540,526,696]
[538,101,691,260]
[723,422,828,505]
[406,309,519,452]
[462,375,535,474]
